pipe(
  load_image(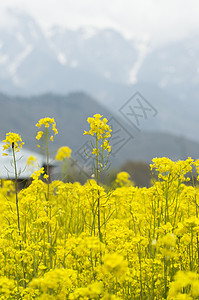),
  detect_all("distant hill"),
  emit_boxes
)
[119,131,199,164]
[1,11,199,143]
[0,11,137,101]
[0,92,110,152]
[1,92,199,167]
